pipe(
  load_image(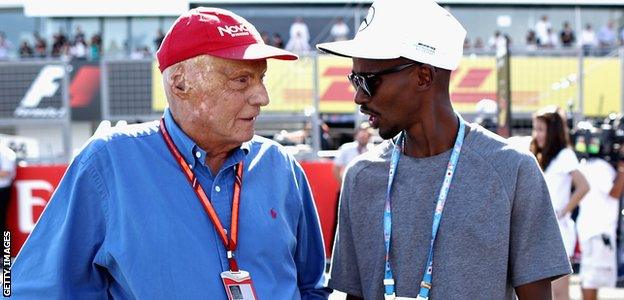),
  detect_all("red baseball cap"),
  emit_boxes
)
[157,7,297,72]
